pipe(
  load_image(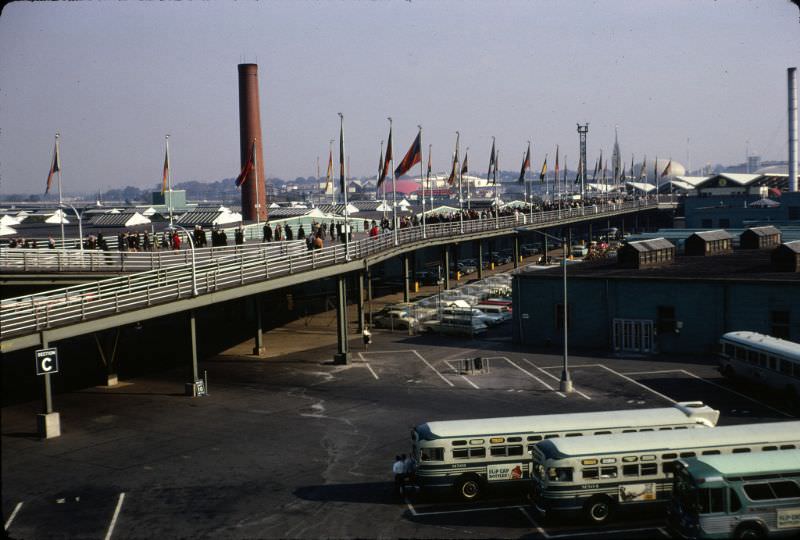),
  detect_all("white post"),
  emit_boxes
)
[55,133,65,247]
[339,113,350,258]
[456,131,463,234]
[419,125,426,239]
[389,117,398,246]
[166,135,174,227]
